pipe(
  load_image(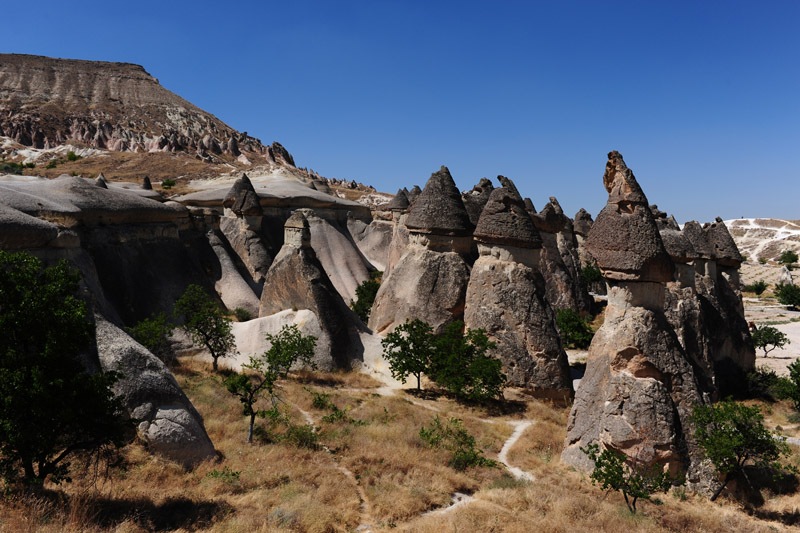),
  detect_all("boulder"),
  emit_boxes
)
[94,316,216,467]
